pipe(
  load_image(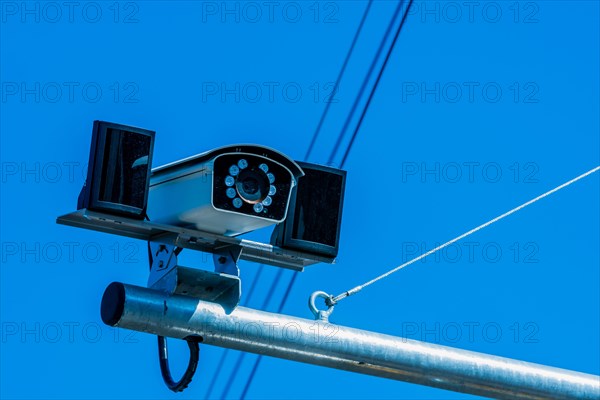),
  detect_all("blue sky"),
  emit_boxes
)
[1,1,599,399]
